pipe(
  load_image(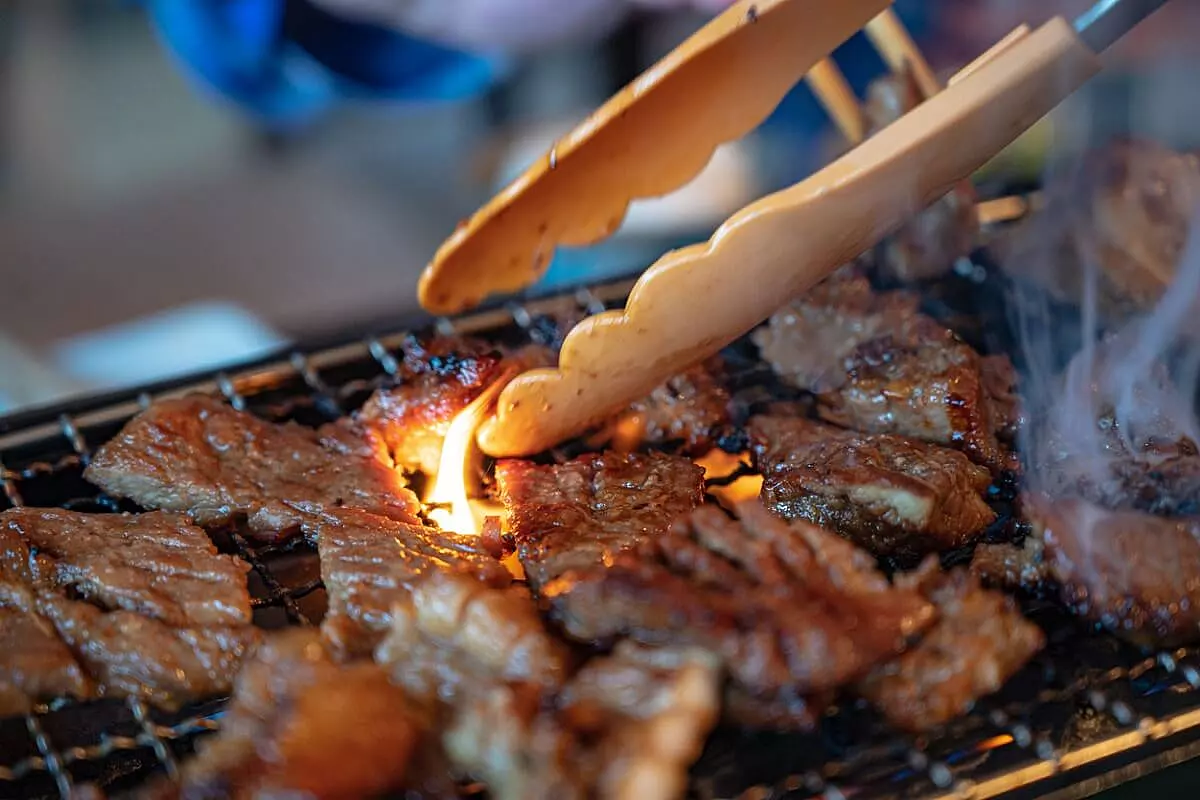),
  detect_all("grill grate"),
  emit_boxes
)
[2,271,1200,800]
